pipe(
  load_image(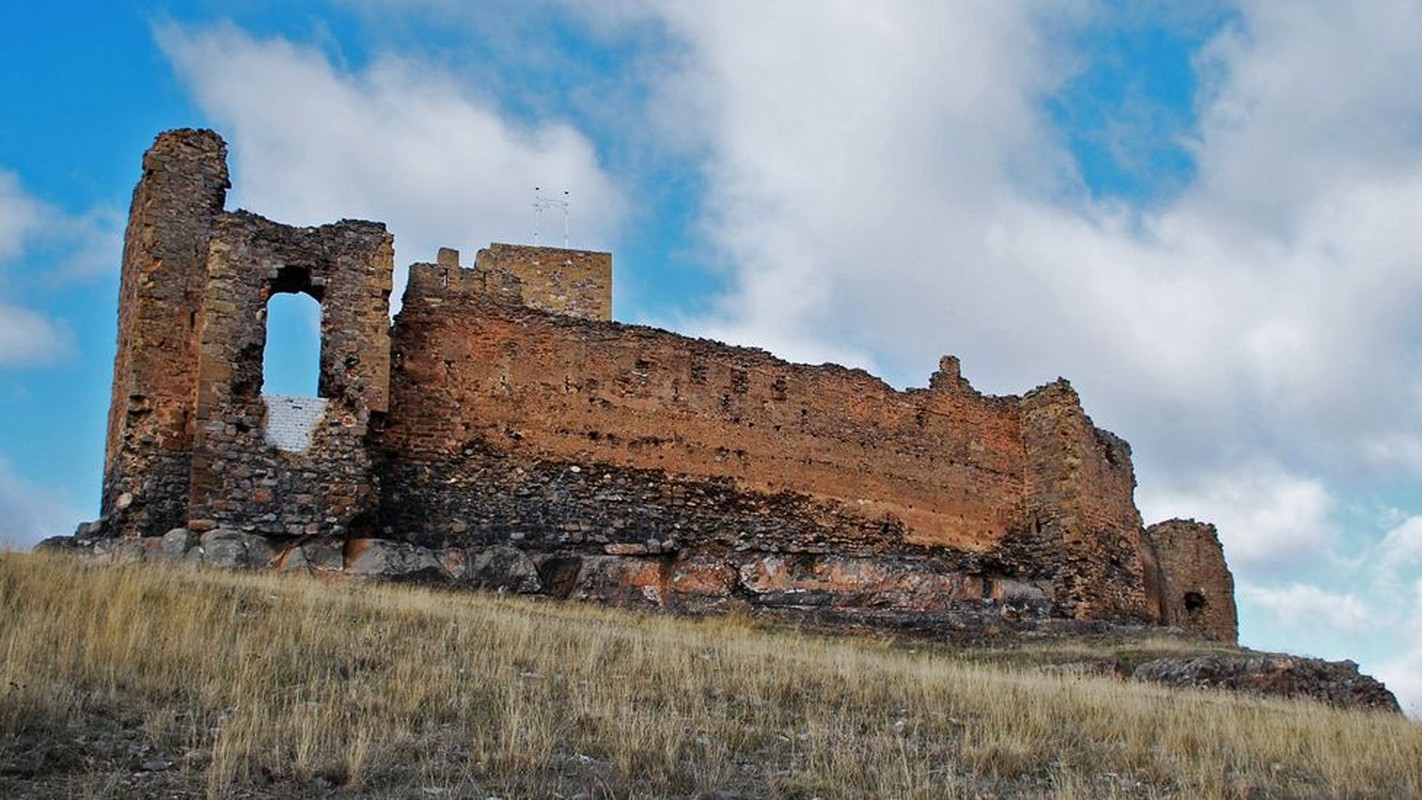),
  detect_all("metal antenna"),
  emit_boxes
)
[532,187,570,248]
